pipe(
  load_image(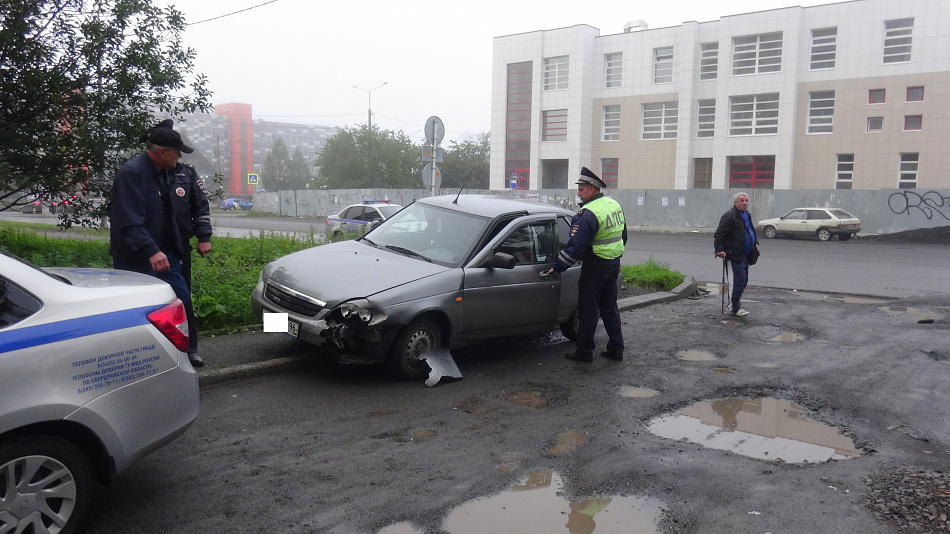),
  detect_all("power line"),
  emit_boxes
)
[186,0,280,26]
